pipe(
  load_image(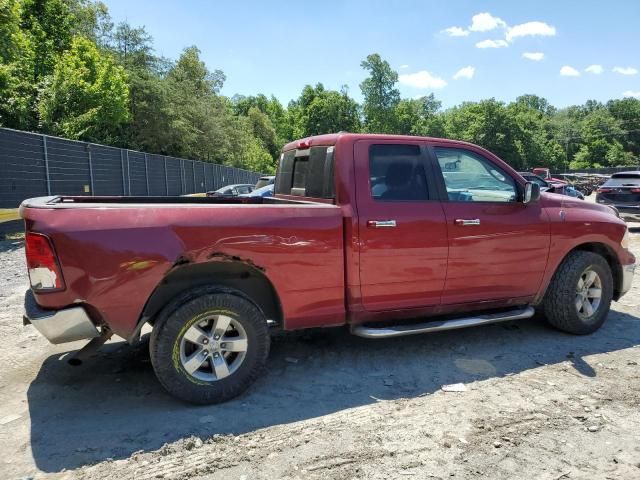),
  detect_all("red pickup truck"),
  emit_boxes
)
[21,134,635,404]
